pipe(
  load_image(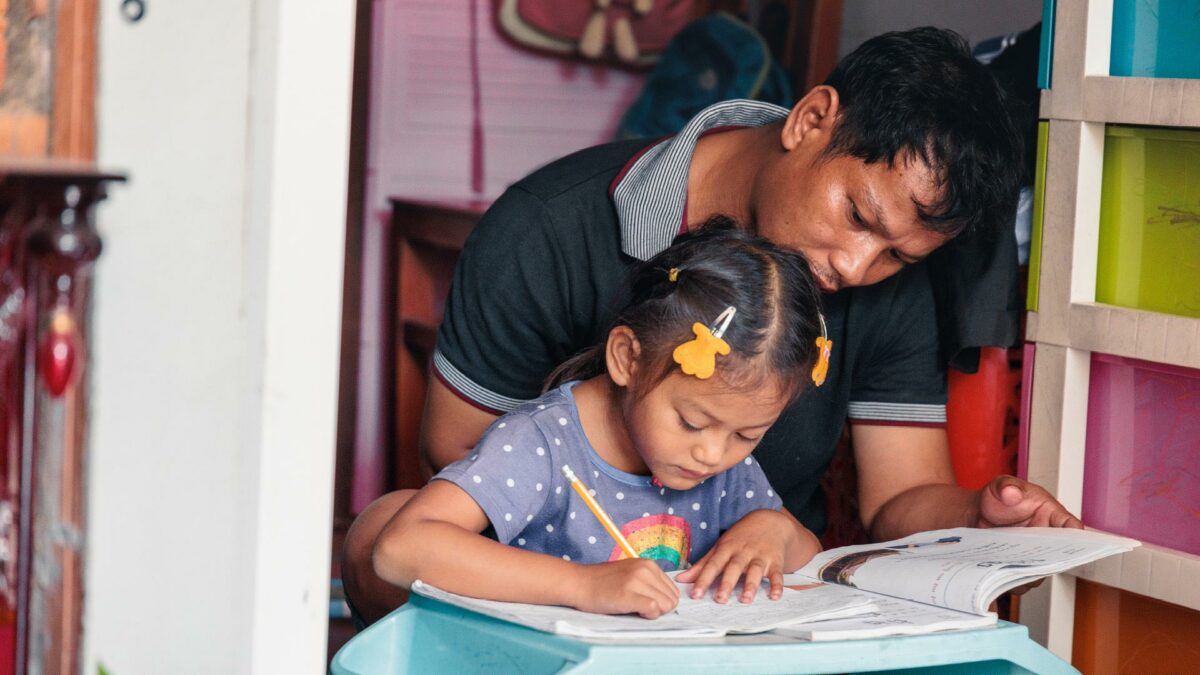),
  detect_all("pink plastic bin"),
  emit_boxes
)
[1083,353,1200,555]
